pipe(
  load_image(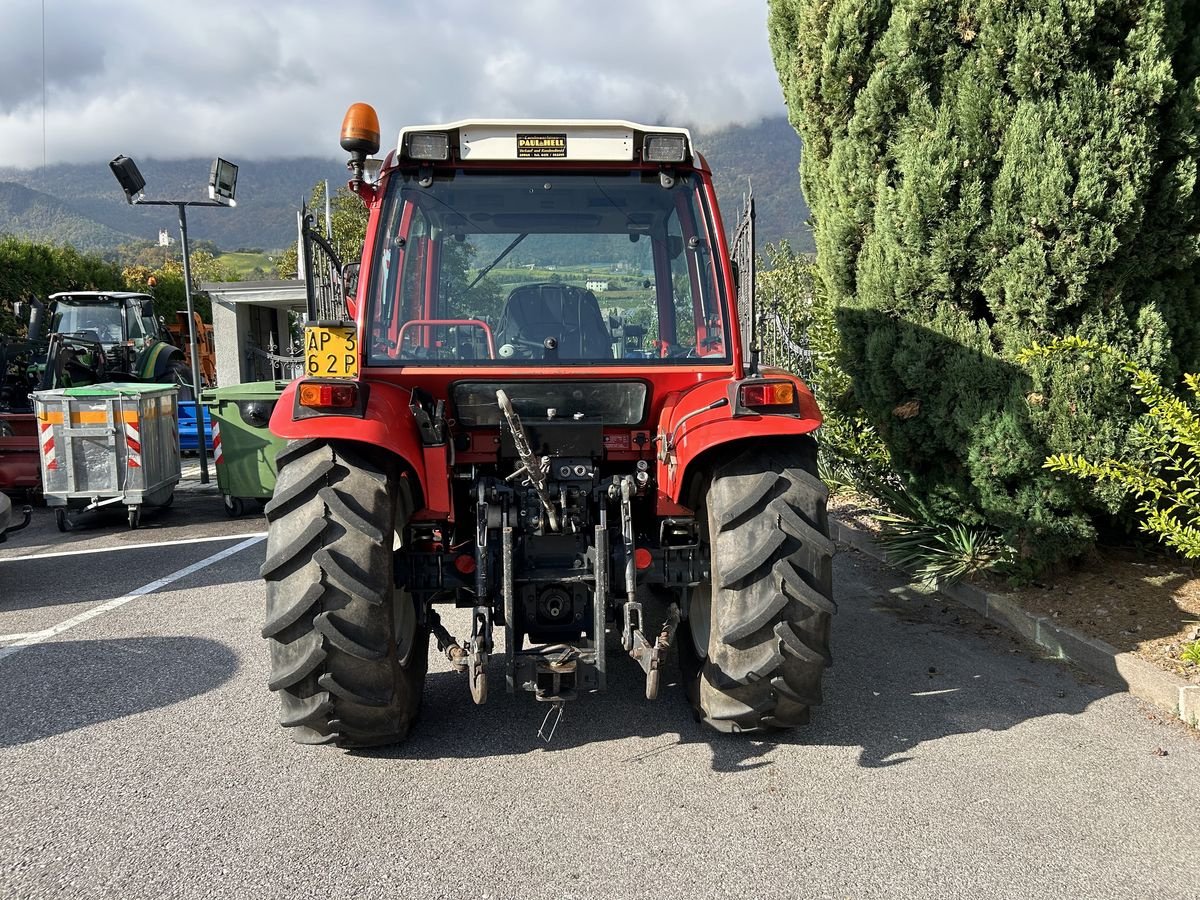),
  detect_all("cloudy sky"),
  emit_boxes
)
[0,1,787,169]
